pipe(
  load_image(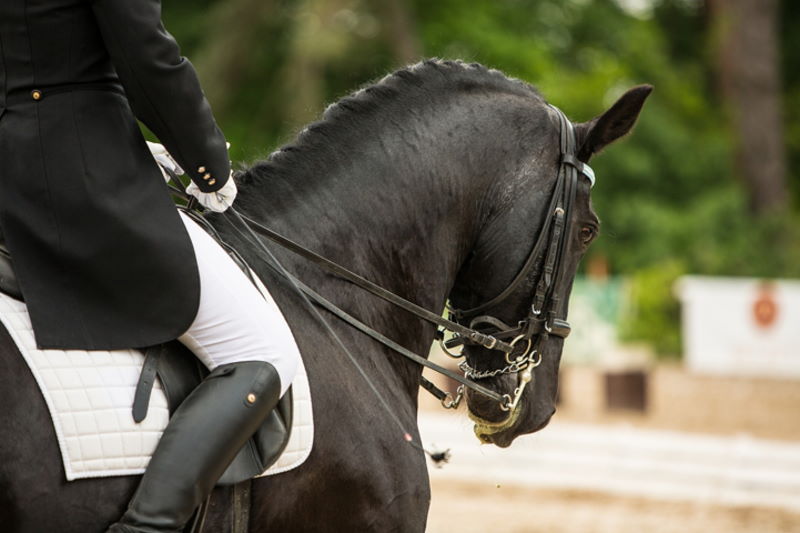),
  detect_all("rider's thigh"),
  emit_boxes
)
[176,212,300,396]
